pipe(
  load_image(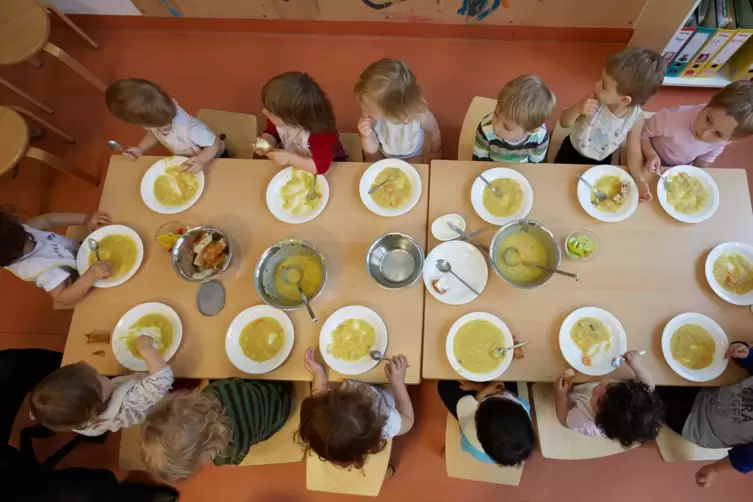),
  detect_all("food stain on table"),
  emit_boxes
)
[274,254,323,301]
[126,313,173,359]
[328,319,375,361]
[482,178,523,217]
[88,234,137,279]
[453,319,504,374]
[667,173,709,214]
[592,175,628,213]
[713,252,753,294]
[570,317,611,366]
[371,167,412,209]
[240,317,284,362]
[670,324,715,370]
[154,166,198,206]
[497,231,547,282]
[281,168,320,215]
